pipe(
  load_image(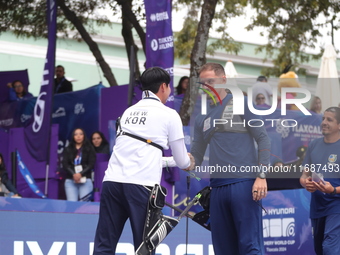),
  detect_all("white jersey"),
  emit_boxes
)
[103,90,187,186]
